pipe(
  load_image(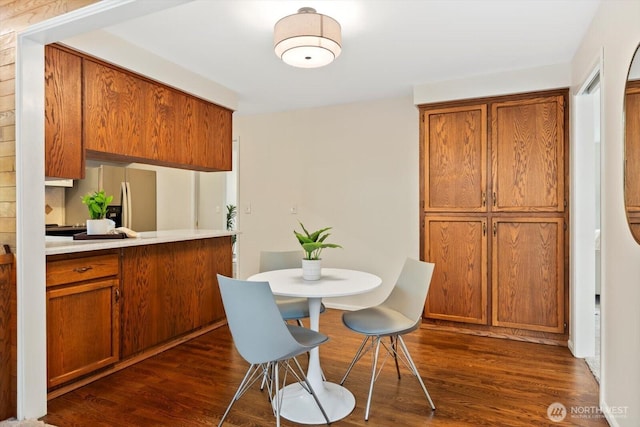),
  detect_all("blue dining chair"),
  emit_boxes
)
[339,258,436,420]
[259,250,325,325]
[216,274,330,427]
